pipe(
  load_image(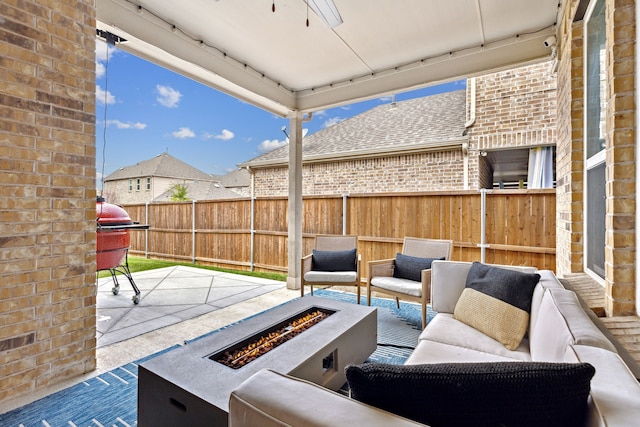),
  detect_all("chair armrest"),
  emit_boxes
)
[356,254,362,281]
[301,253,313,275]
[368,258,395,281]
[421,268,433,303]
